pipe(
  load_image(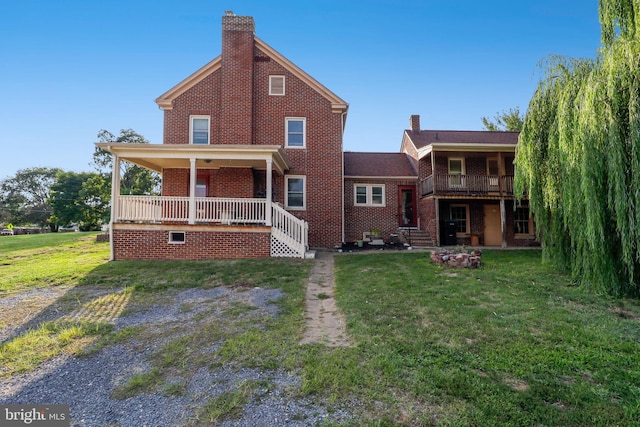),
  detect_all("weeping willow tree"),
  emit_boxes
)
[515,0,640,296]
